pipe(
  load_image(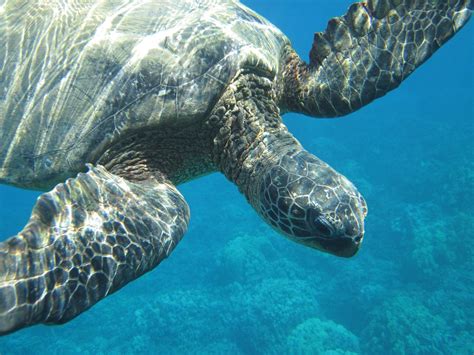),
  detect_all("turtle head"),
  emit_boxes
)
[255,150,367,257]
